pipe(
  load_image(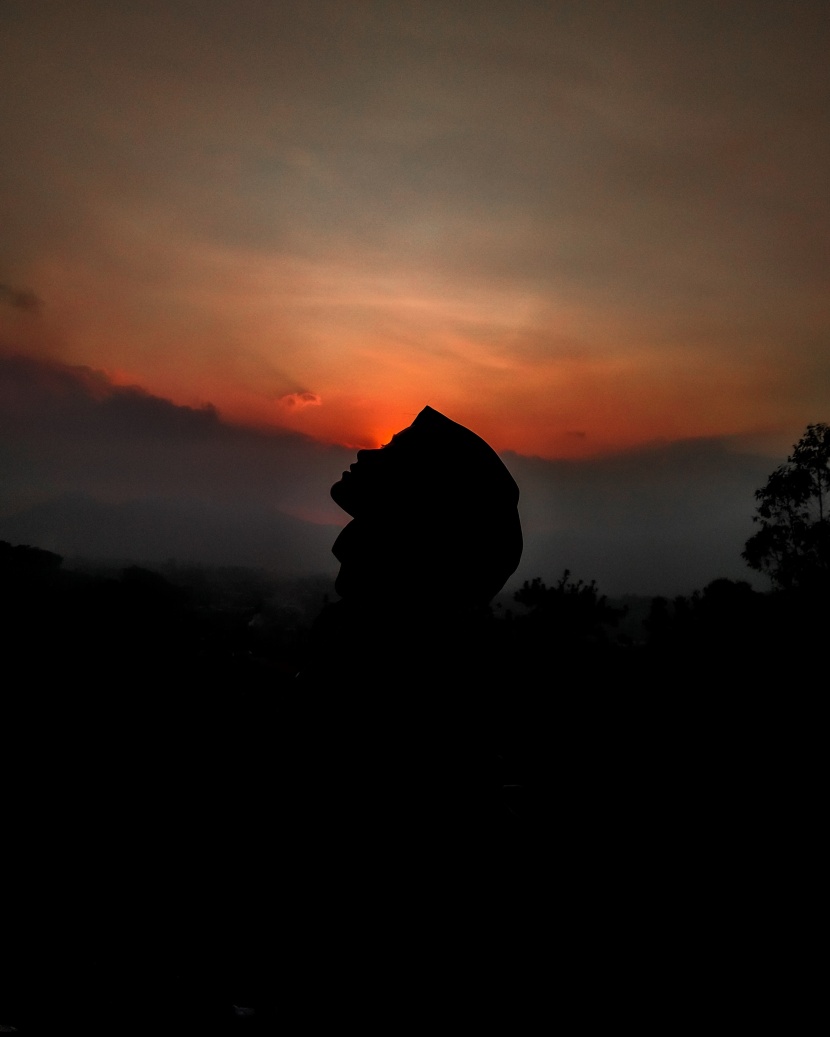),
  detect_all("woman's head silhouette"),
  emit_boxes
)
[331,406,522,608]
